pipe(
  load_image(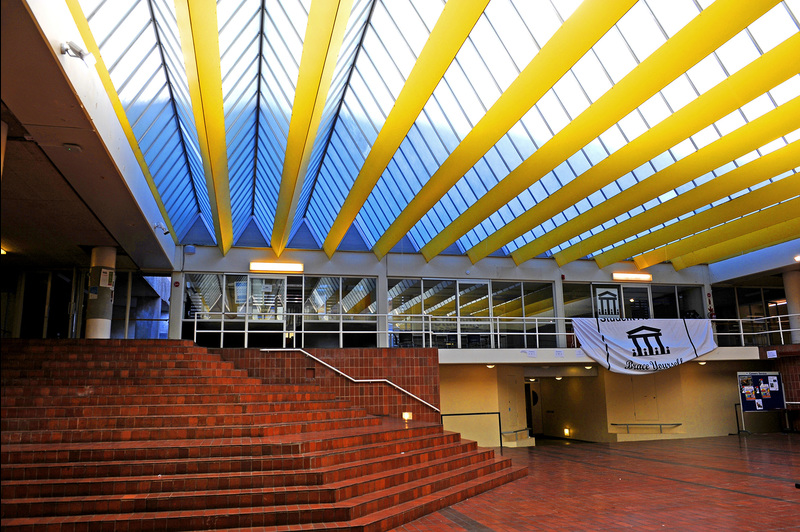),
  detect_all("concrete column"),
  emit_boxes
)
[783,270,800,344]
[376,257,389,348]
[553,272,566,348]
[86,246,117,339]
